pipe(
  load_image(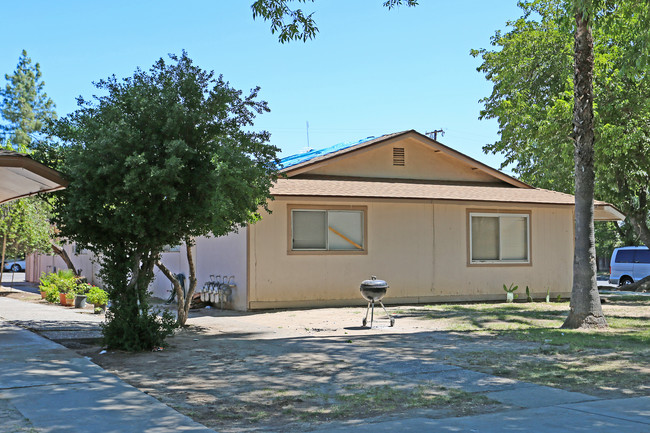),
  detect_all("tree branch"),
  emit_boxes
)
[155,259,183,304]
[50,242,80,277]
